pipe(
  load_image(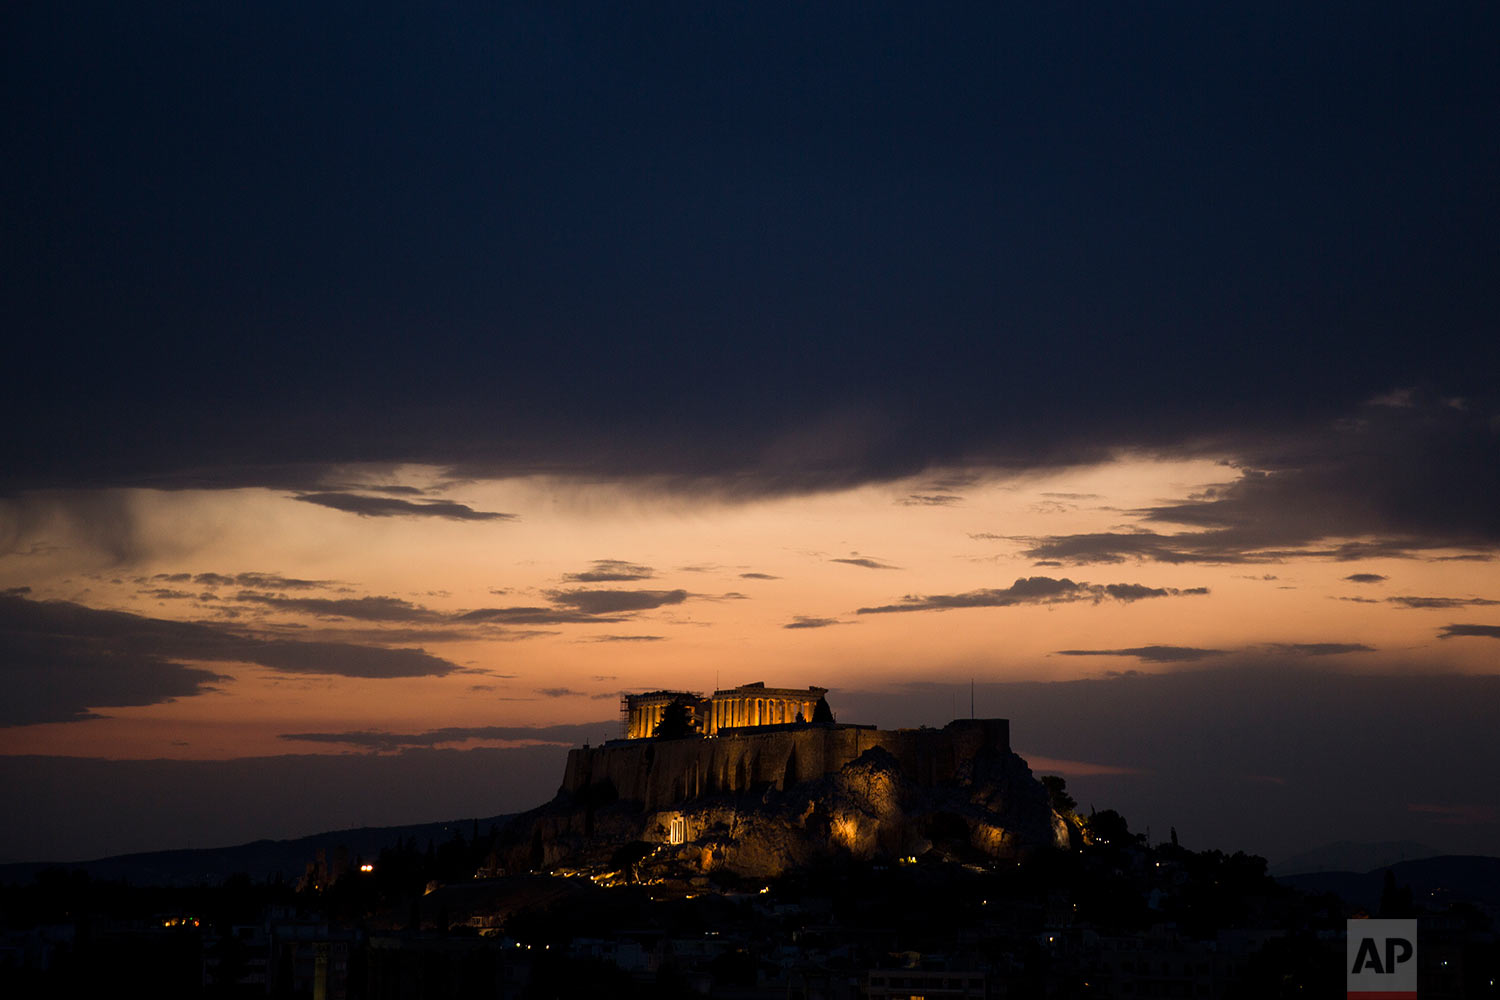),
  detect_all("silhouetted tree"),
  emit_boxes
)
[812,696,834,724]
[1040,775,1076,815]
[1378,868,1415,918]
[1085,808,1138,847]
[653,697,700,739]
